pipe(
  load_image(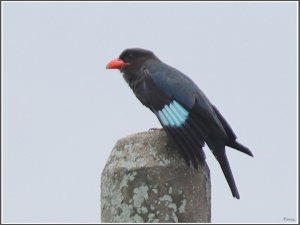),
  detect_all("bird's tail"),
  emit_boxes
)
[227,140,253,157]
[216,150,240,199]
